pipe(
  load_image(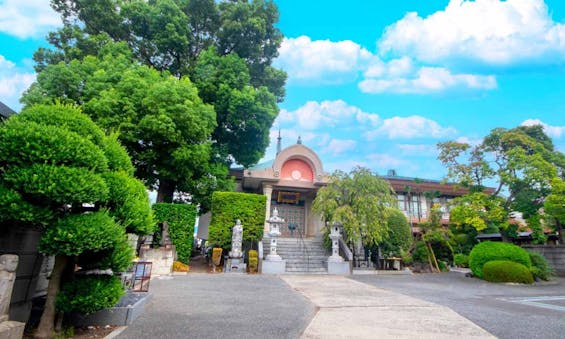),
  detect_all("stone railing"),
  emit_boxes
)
[338,238,353,262]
